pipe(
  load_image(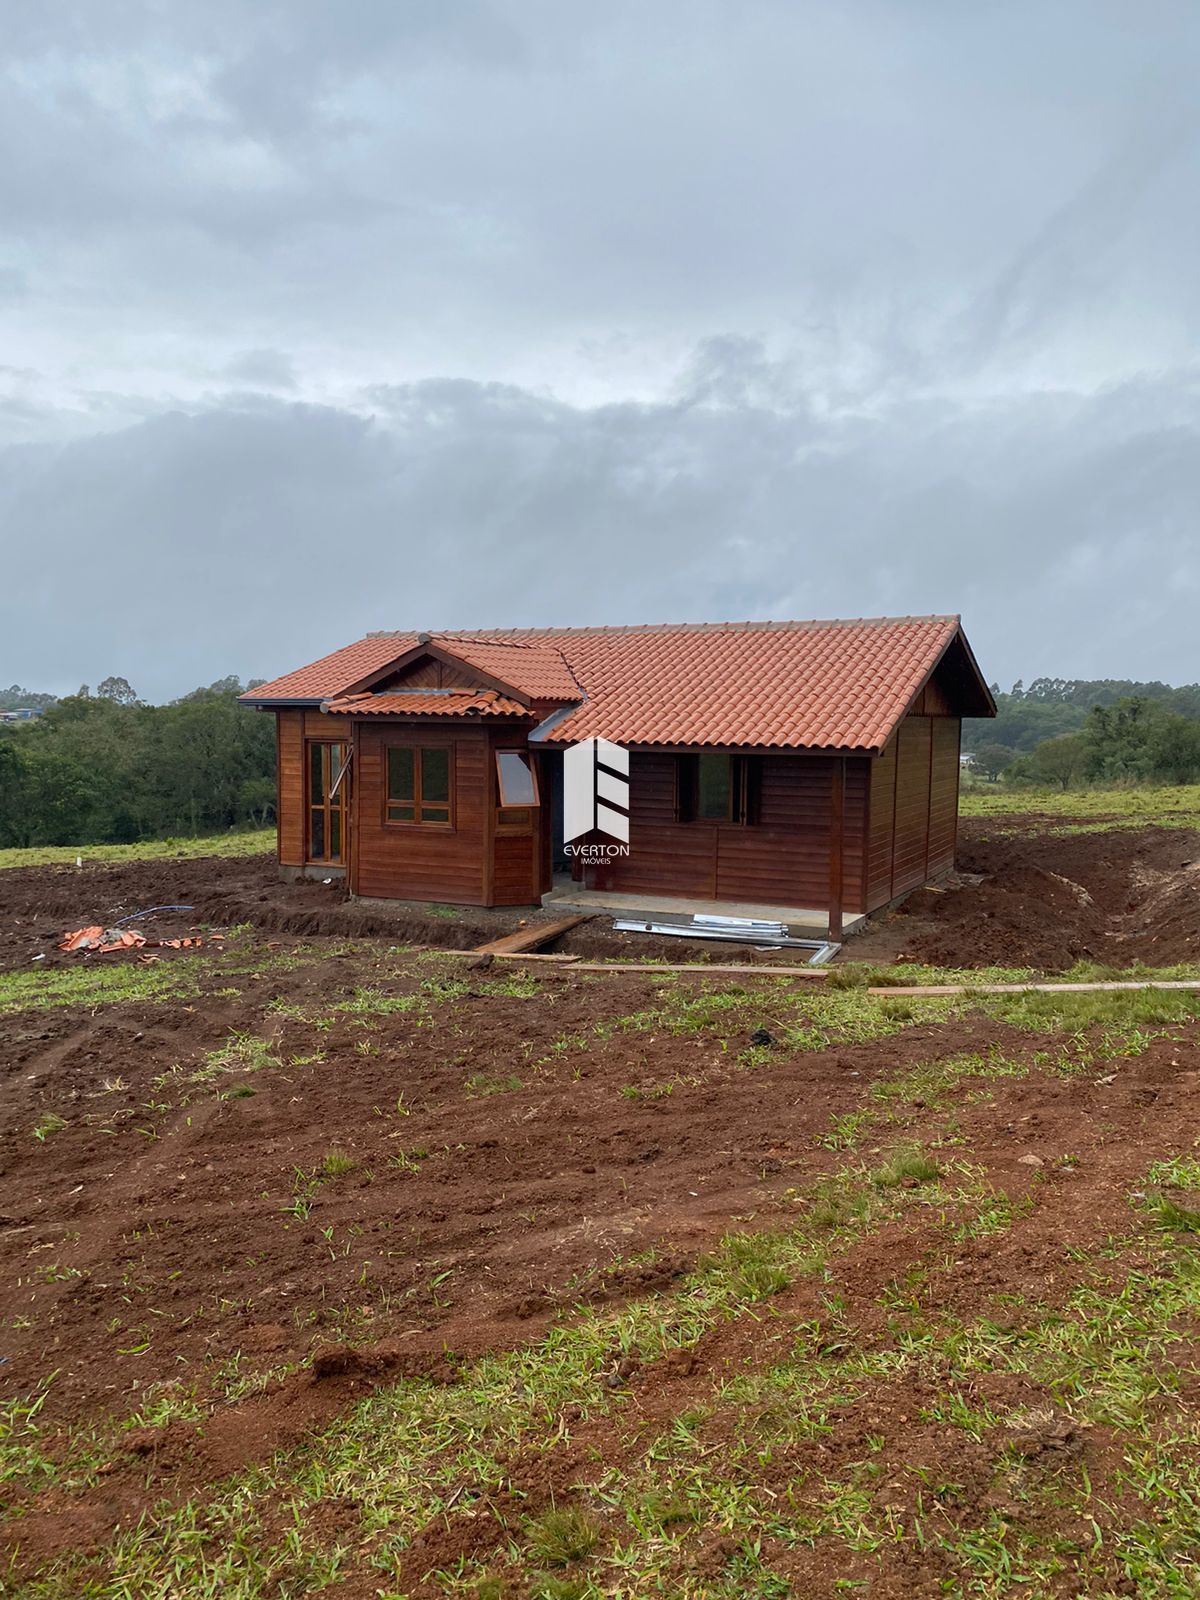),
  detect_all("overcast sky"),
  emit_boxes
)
[2,1,1199,701]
